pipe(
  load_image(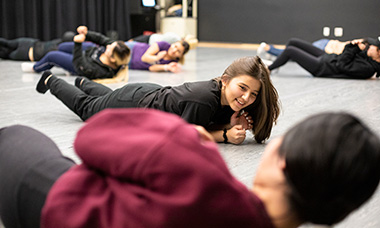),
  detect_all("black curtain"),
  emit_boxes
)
[0,0,132,40]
